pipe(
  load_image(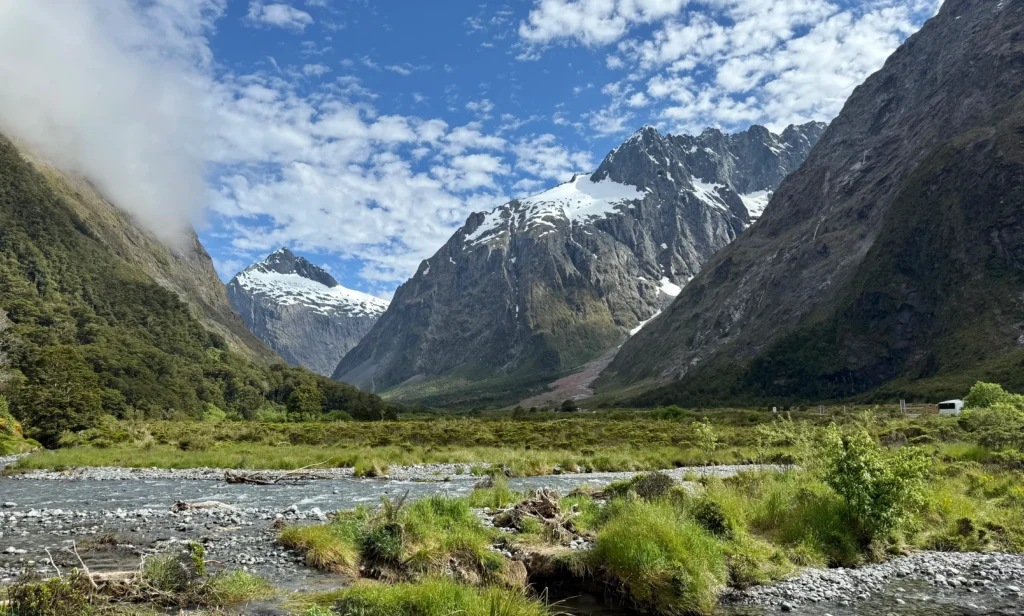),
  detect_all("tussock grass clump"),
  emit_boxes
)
[204,569,276,604]
[385,495,507,583]
[279,494,516,587]
[2,575,93,616]
[466,475,523,509]
[326,578,552,616]
[593,499,727,615]
[279,510,368,574]
[140,542,275,608]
